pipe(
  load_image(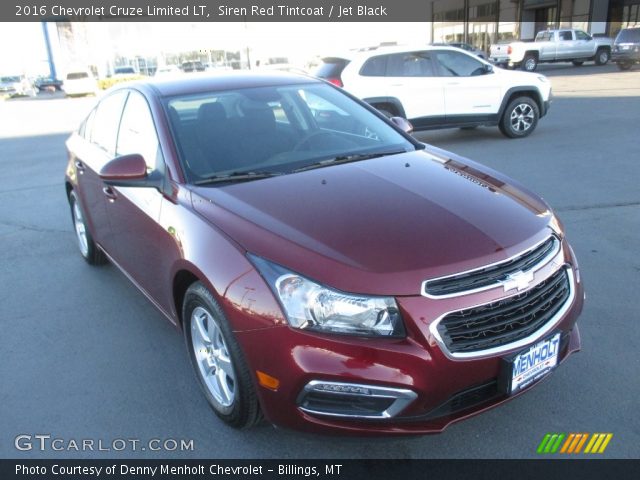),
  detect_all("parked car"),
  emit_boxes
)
[315,45,552,138]
[34,76,63,92]
[0,74,36,97]
[181,61,205,73]
[433,42,487,59]
[65,72,583,434]
[490,29,613,71]
[62,69,99,97]
[113,66,137,76]
[154,65,182,77]
[612,27,640,71]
